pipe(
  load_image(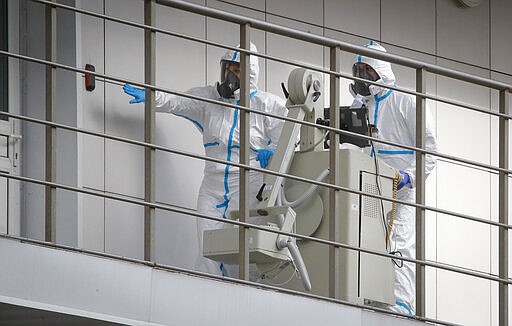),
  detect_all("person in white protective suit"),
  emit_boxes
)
[123,42,288,278]
[349,41,438,315]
